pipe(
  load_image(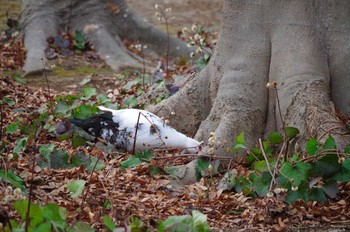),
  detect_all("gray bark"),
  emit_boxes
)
[152,0,350,158]
[21,0,193,75]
